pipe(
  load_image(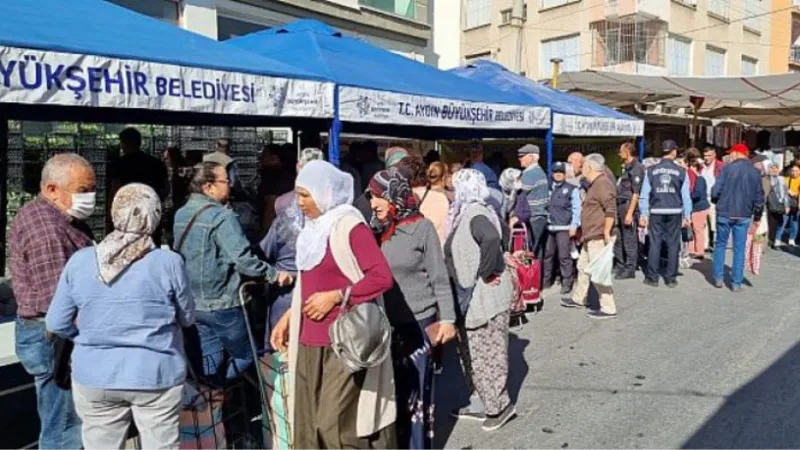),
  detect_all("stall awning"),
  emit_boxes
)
[0,0,333,119]
[228,20,550,132]
[554,71,800,112]
[450,60,643,137]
